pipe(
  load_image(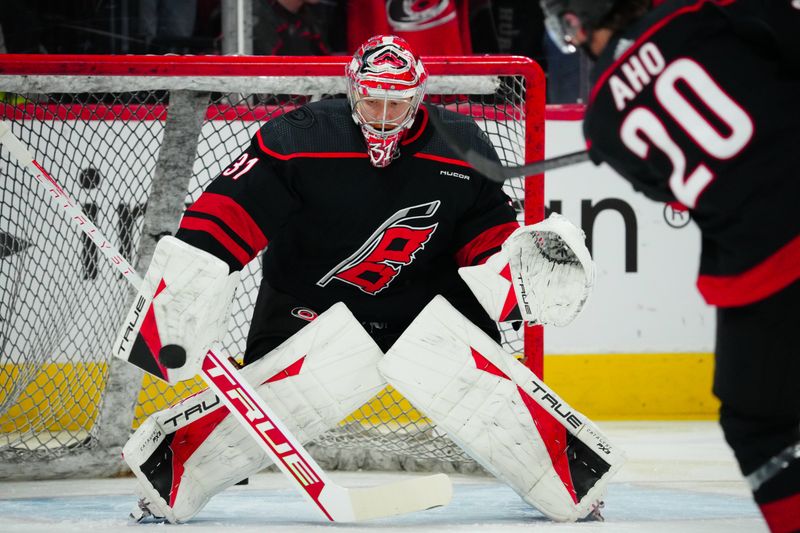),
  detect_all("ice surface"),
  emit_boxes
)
[0,421,767,533]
